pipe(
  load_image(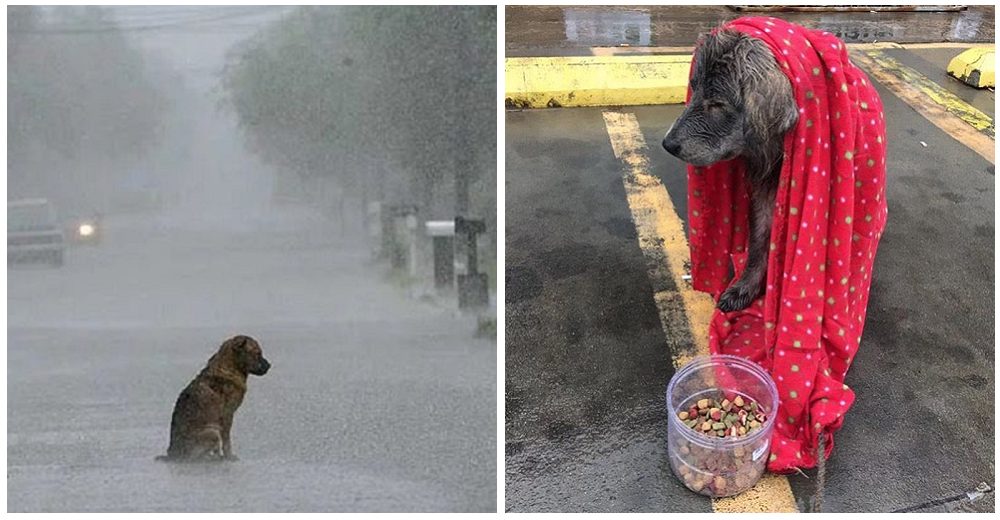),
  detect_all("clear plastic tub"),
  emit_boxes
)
[666,354,778,497]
